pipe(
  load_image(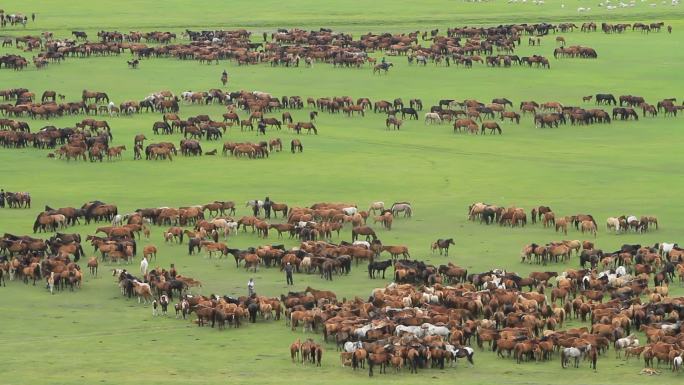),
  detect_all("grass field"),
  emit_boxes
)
[1,1,684,384]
